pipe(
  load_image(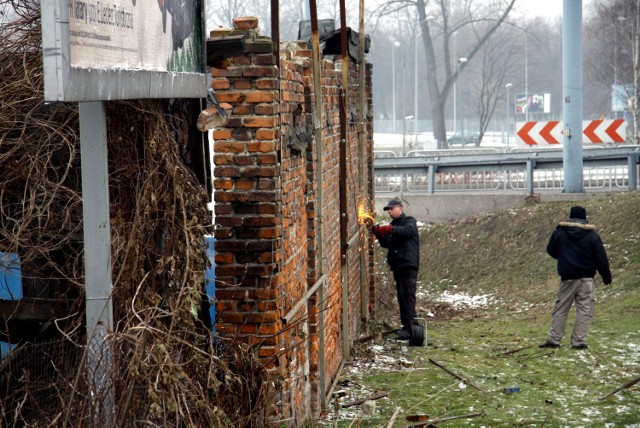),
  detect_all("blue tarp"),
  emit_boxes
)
[204,236,216,332]
[0,252,22,358]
